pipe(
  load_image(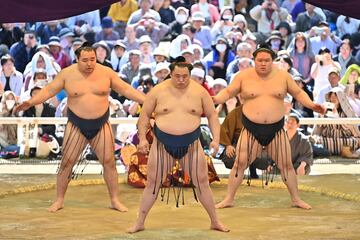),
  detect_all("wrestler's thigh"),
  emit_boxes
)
[267,131,292,169]
[60,122,88,168]
[185,141,209,185]
[146,137,170,184]
[89,122,115,166]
